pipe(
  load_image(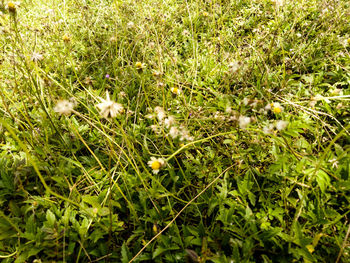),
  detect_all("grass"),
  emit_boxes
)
[0,0,350,262]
